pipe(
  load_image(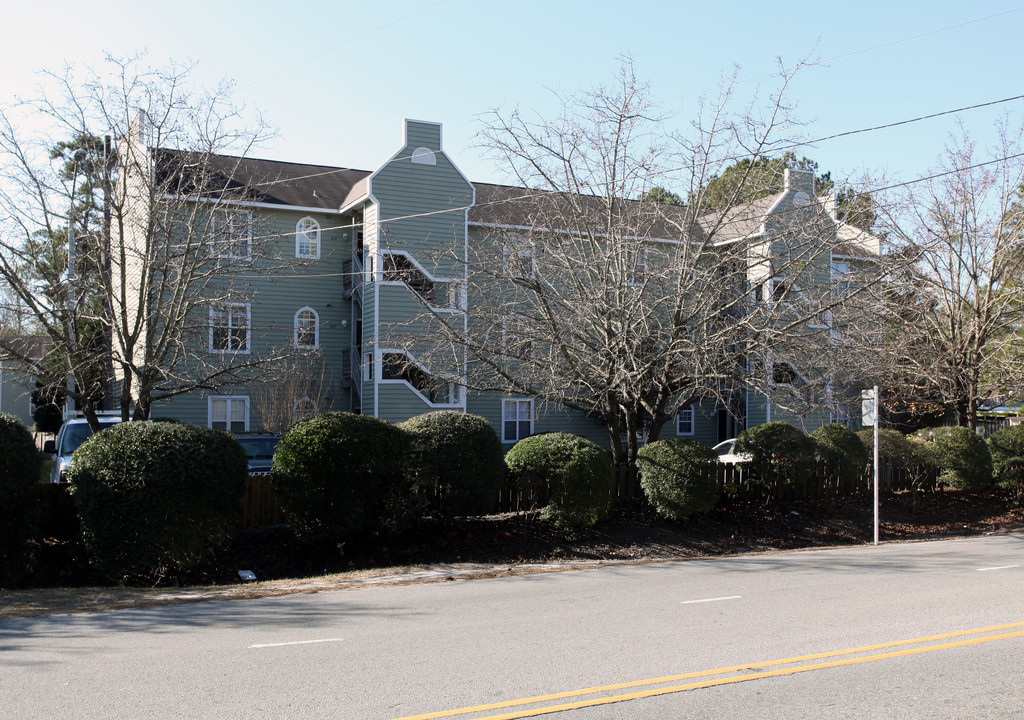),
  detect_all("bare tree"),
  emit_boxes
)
[872,120,1024,429]
[0,55,292,427]
[250,352,335,435]
[396,60,864,480]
